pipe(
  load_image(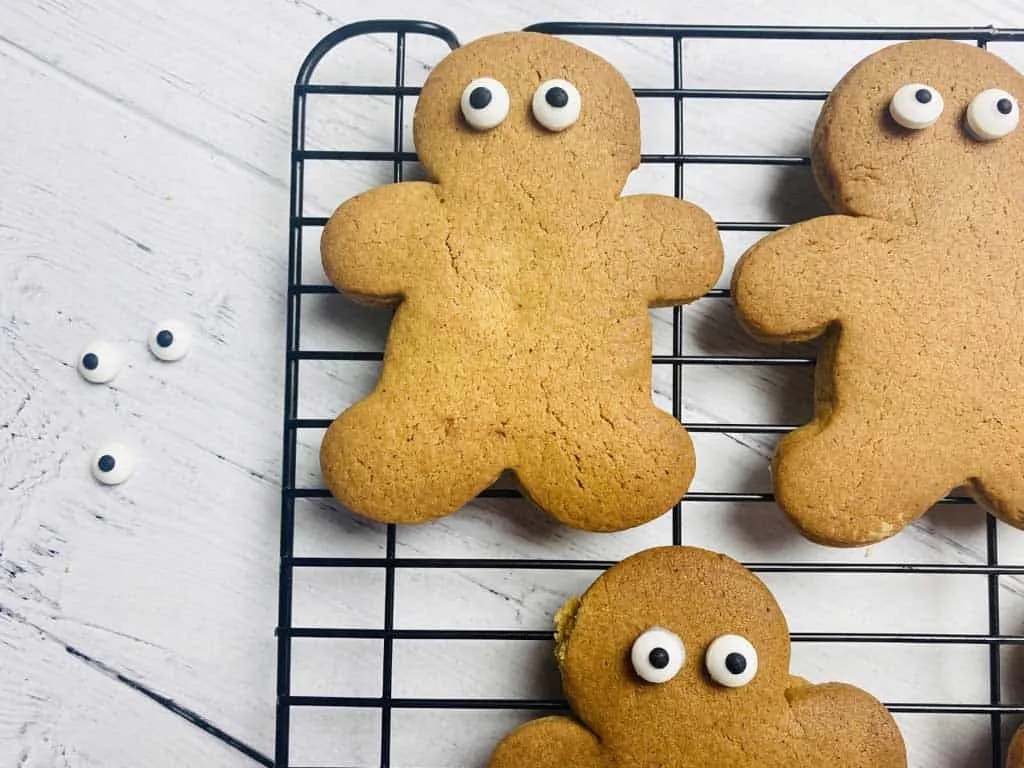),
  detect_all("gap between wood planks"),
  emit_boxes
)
[0,601,272,767]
